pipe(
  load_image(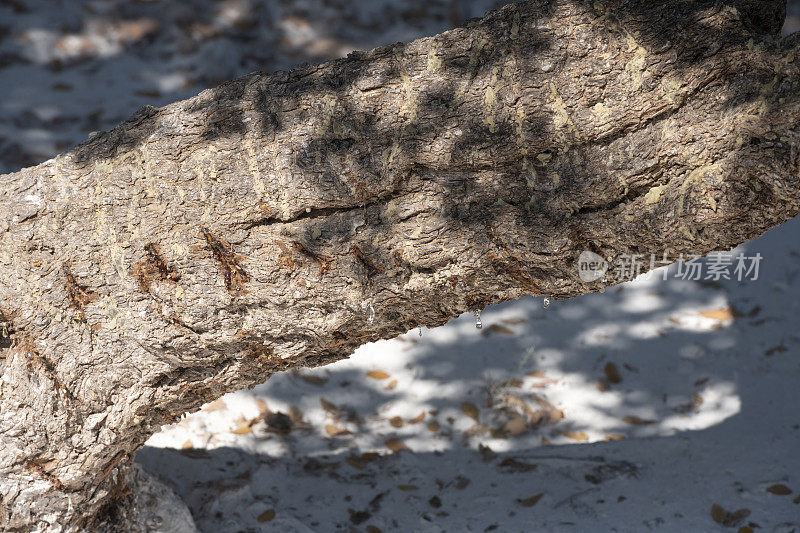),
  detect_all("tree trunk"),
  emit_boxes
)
[1,0,798,529]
